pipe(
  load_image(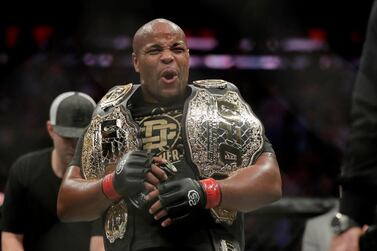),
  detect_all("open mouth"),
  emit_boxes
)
[161,69,178,83]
